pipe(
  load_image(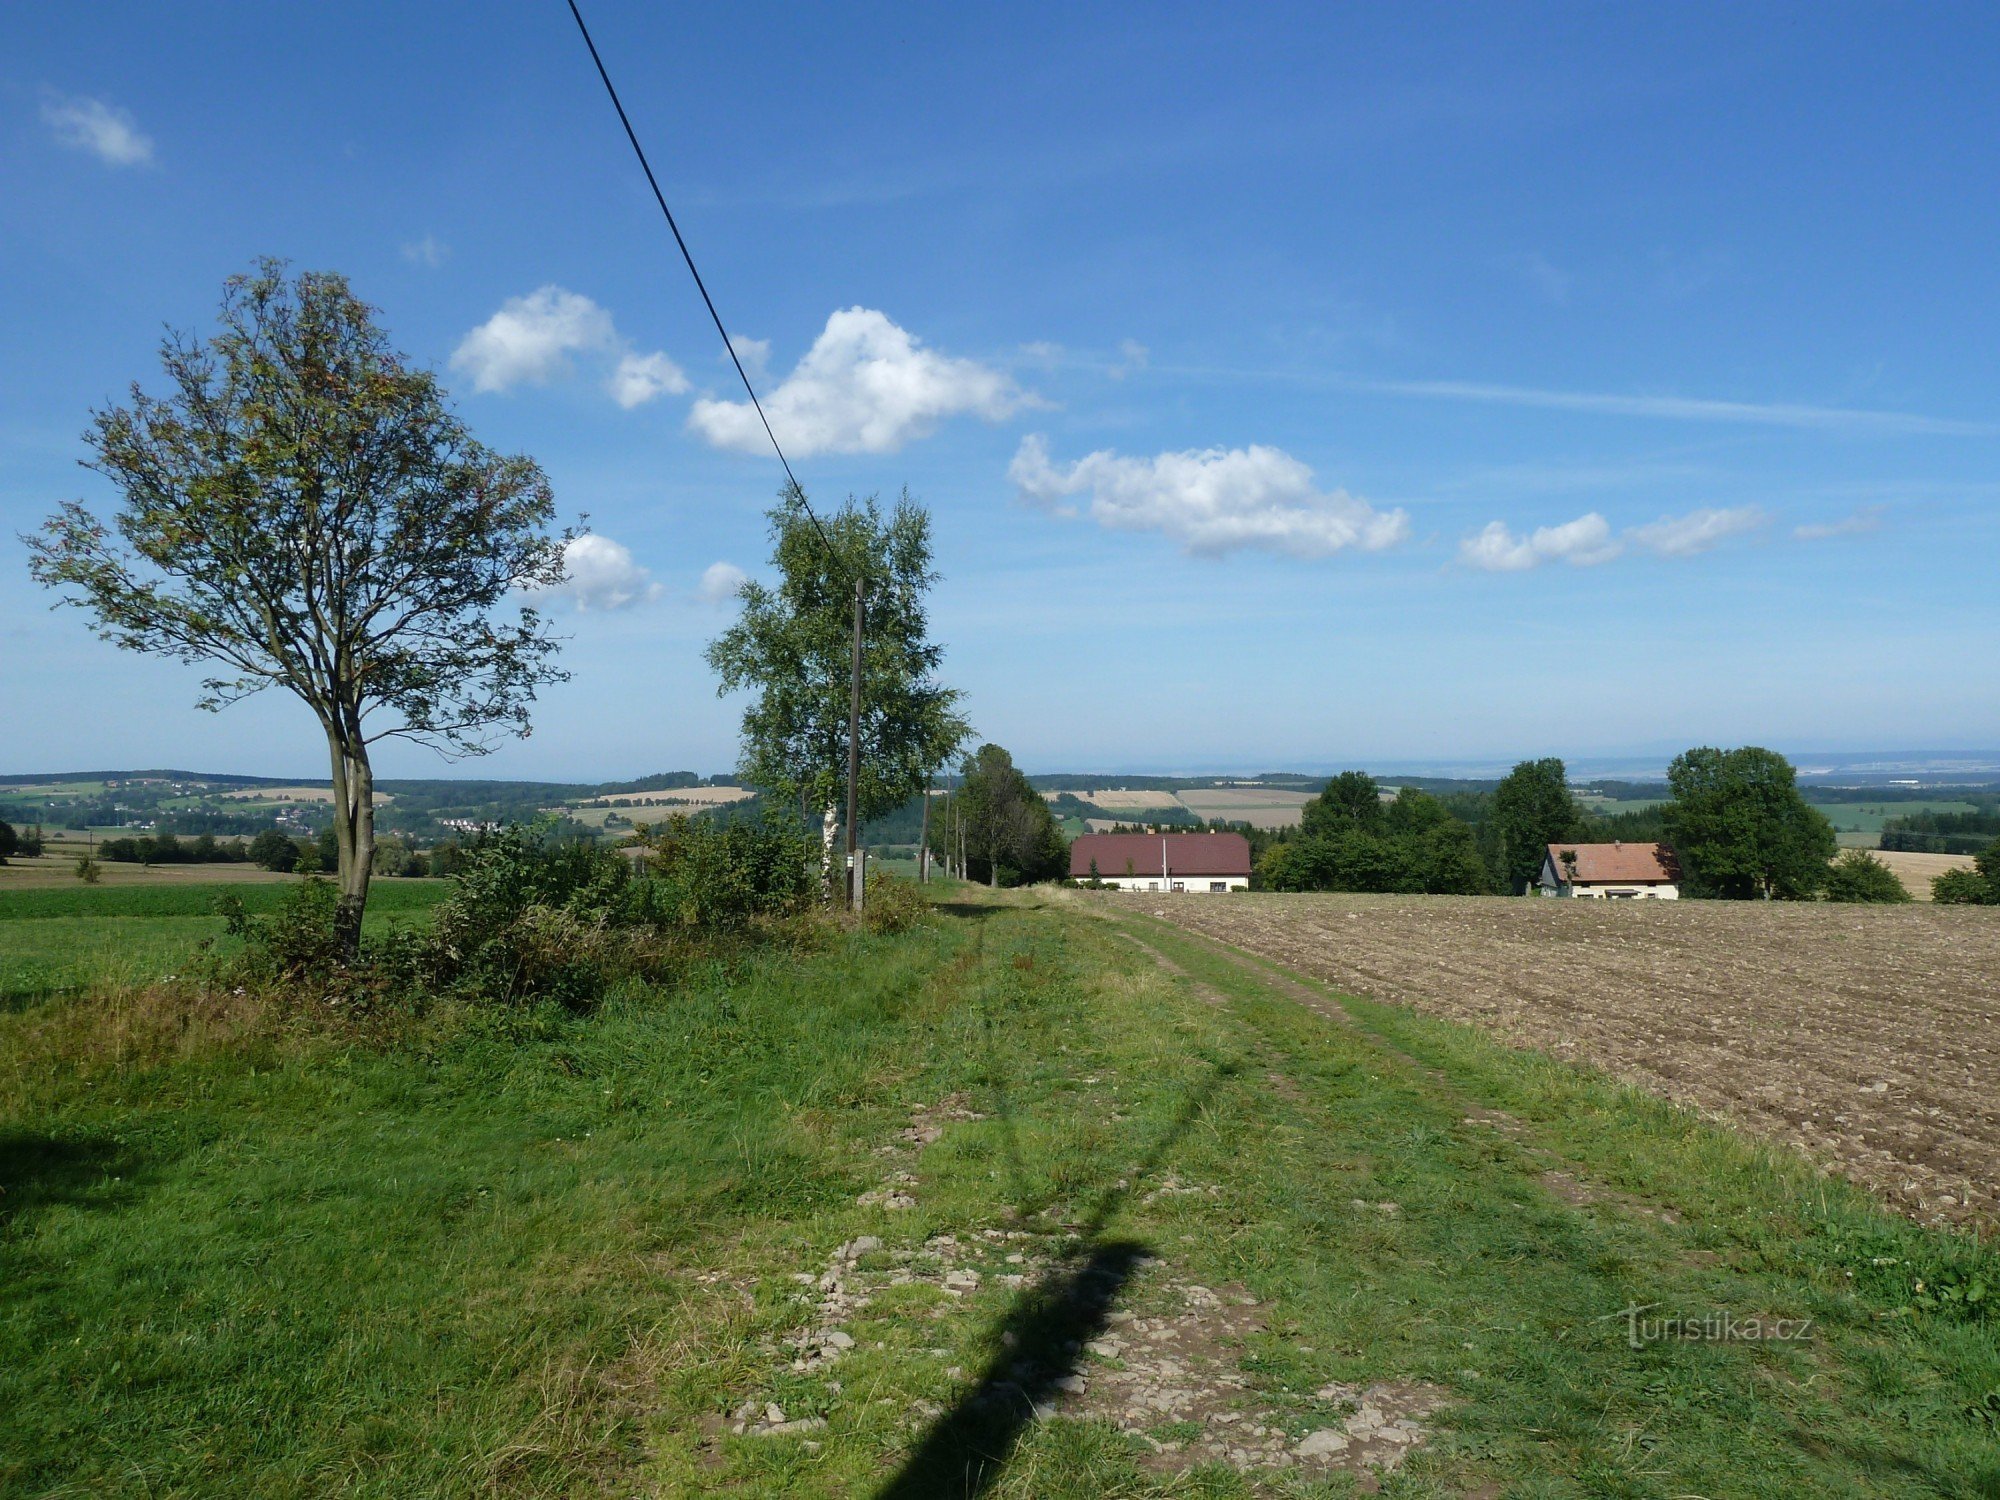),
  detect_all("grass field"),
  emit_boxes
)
[3,886,1998,1495]
[0,879,448,1008]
